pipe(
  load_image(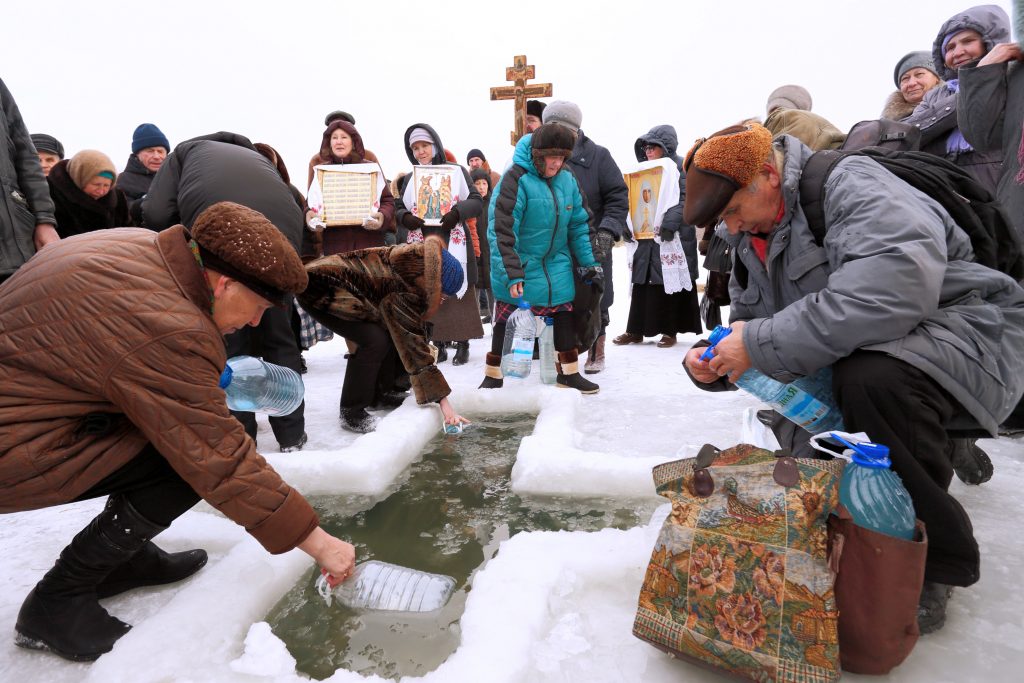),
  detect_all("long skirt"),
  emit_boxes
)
[625,283,703,337]
[427,285,484,342]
